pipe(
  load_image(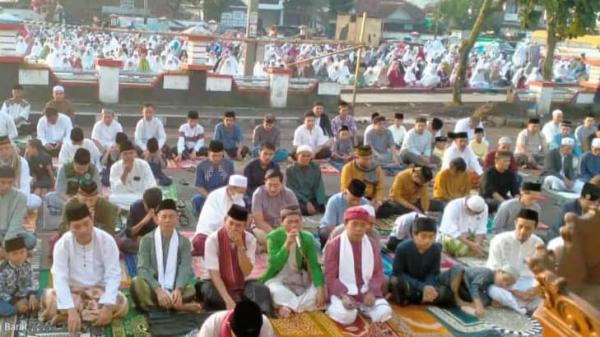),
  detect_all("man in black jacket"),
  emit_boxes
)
[312,102,333,137]
[542,137,582,192]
